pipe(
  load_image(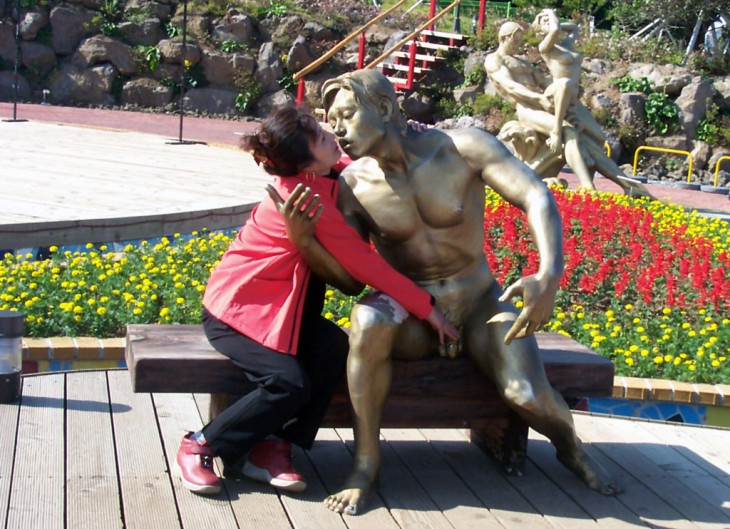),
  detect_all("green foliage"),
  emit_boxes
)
[696,104,730,148]
[134,45,162,72]
[470,23,499,51]
[277,67,296,93]
[612,75,652,94]
[644,92,679,135]
[220,40,247,53]
[234,71,262,112]
[255,0,289,18]
[165,22,181,39]
[687,50,730,77]
[92,0,123,36]
[462,63,486,87]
